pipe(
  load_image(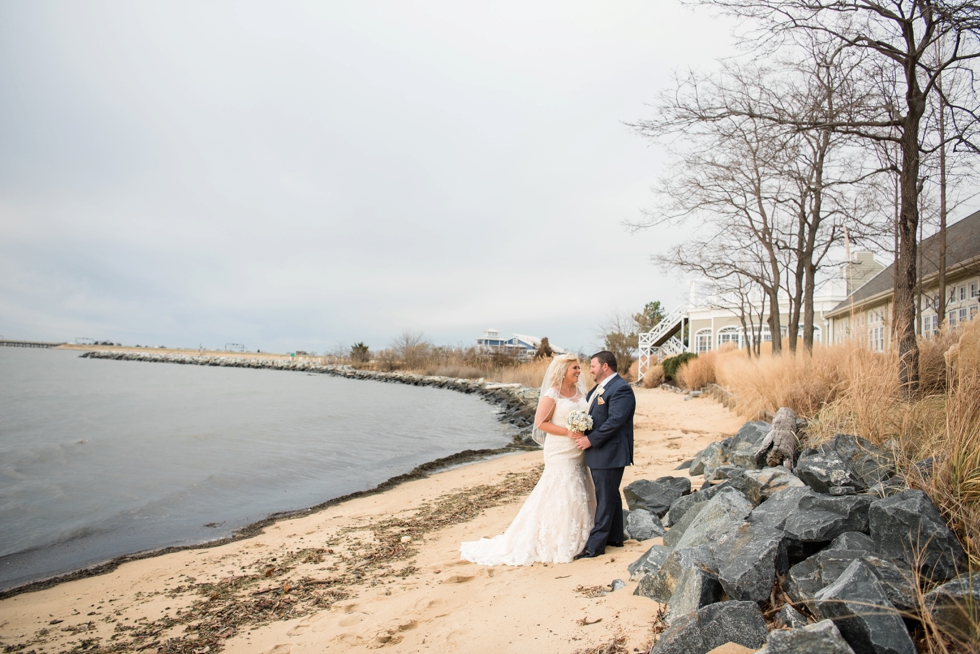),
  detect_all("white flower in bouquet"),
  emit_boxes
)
[566,410,593,434]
